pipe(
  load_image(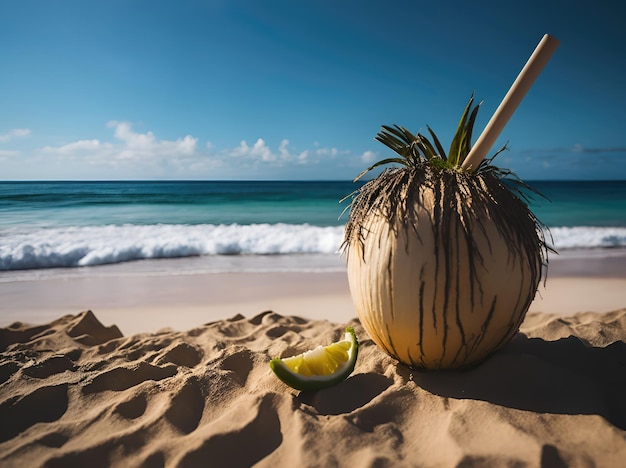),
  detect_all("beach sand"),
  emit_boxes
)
[1,251,625,466]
